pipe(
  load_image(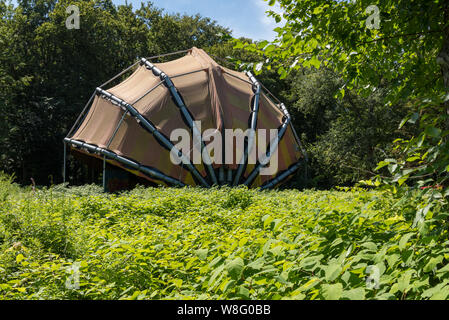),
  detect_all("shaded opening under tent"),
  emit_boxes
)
[63,47,307,191]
